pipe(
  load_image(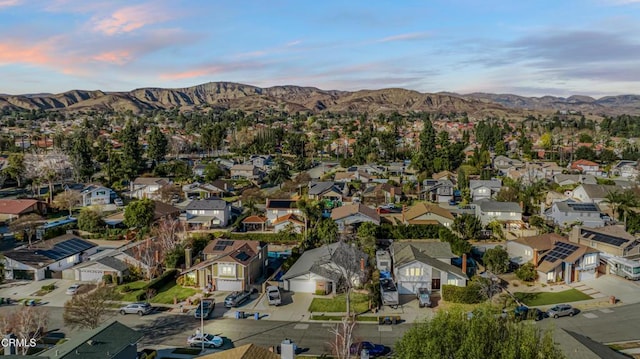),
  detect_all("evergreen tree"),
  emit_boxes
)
[147,126,168,166]
[413,118,436,175]
[70,131,94,181]
[120,122,144,181]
